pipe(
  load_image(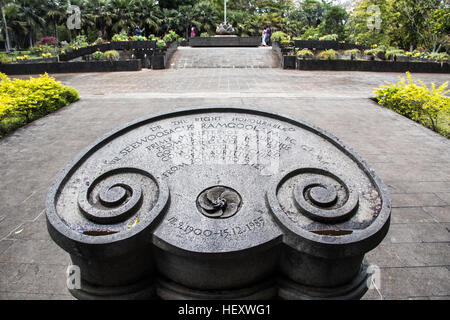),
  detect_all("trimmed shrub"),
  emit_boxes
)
[104,50,119,61]
[0,73,79,138]
[271,31,289,42]
[318,49,337,60]
[374,72,450,137]
[296,49,314,59]
[92,51,105,60]
[156,39,166,49]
